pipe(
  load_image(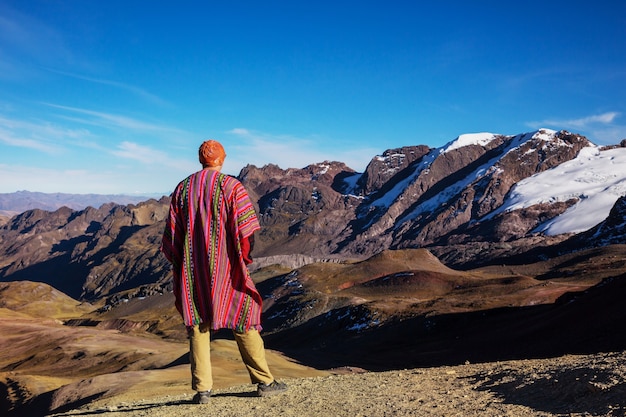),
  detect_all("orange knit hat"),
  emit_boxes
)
[198,140,226,167]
